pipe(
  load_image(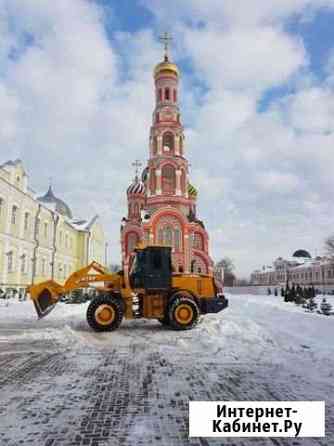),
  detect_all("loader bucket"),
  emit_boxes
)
[28,280,64,319]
